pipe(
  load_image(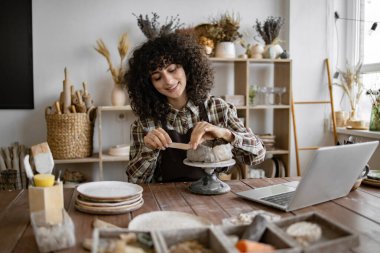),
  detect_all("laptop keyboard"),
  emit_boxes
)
[261,191,295,206]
